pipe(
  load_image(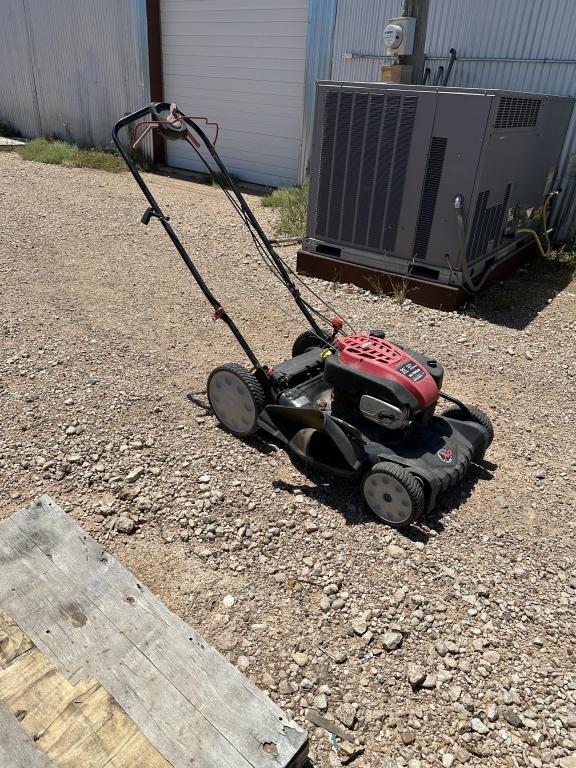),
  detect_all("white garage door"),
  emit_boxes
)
[160,0,309,187]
